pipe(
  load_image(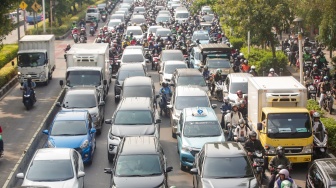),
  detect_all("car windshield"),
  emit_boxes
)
[161,52,184,61]
[87,9,97,13]
[108,21,120,27]
[123,86,152,98]
[134,7,145,12]
[148,27,162,34]
[176,12,189,18]
[203,157,253,178]
[26,160,74,181]
[156,16,170,22]
[229,82,248,94]
[192,33,209,40]
[111,15,124,21]
[203,15,213,22]
[175,96,209,110]
[156,30,172,37]
[177,76,207,87]
[63,93,96,108]
[66,70,101,87]
[165,64,187,74]
[114,110,153,125]
[51,121,87,136]
[207,59,231,69]
[267,113,312,138]
[116,155,162,177]
[126,29,143,35]
[18,53,46,67]
[183,121,221,137]
[118,70,145,81]
[122,54,144,62]
[131,18,146,24]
